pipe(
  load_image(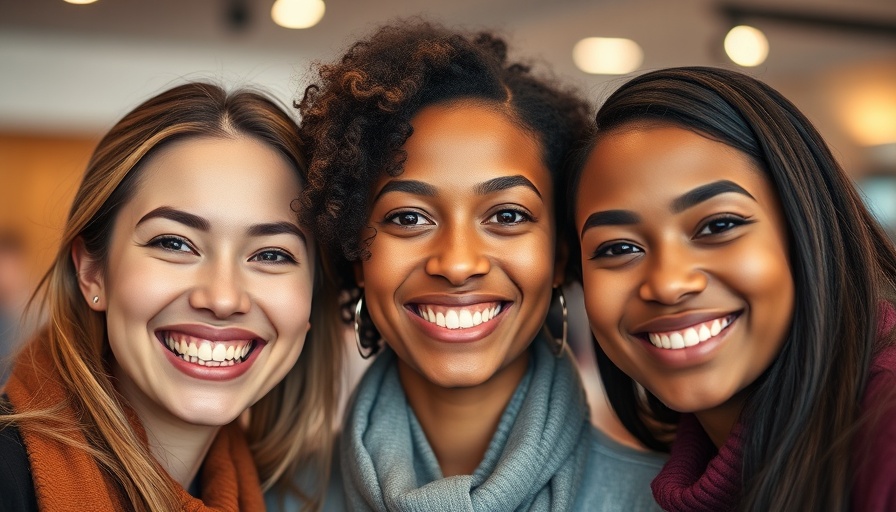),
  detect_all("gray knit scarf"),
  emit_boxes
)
[340,335,591,512]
